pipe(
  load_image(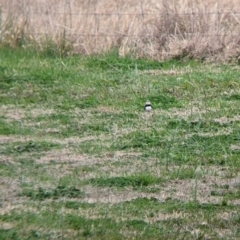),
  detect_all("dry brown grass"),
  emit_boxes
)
[82,169,240,205]
[1,0,240,60]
